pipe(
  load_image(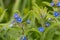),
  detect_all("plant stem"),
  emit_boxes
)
[12,0,21,12]
[21,0,27,15]
[0,0,4,8]
[27,0,30,9]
